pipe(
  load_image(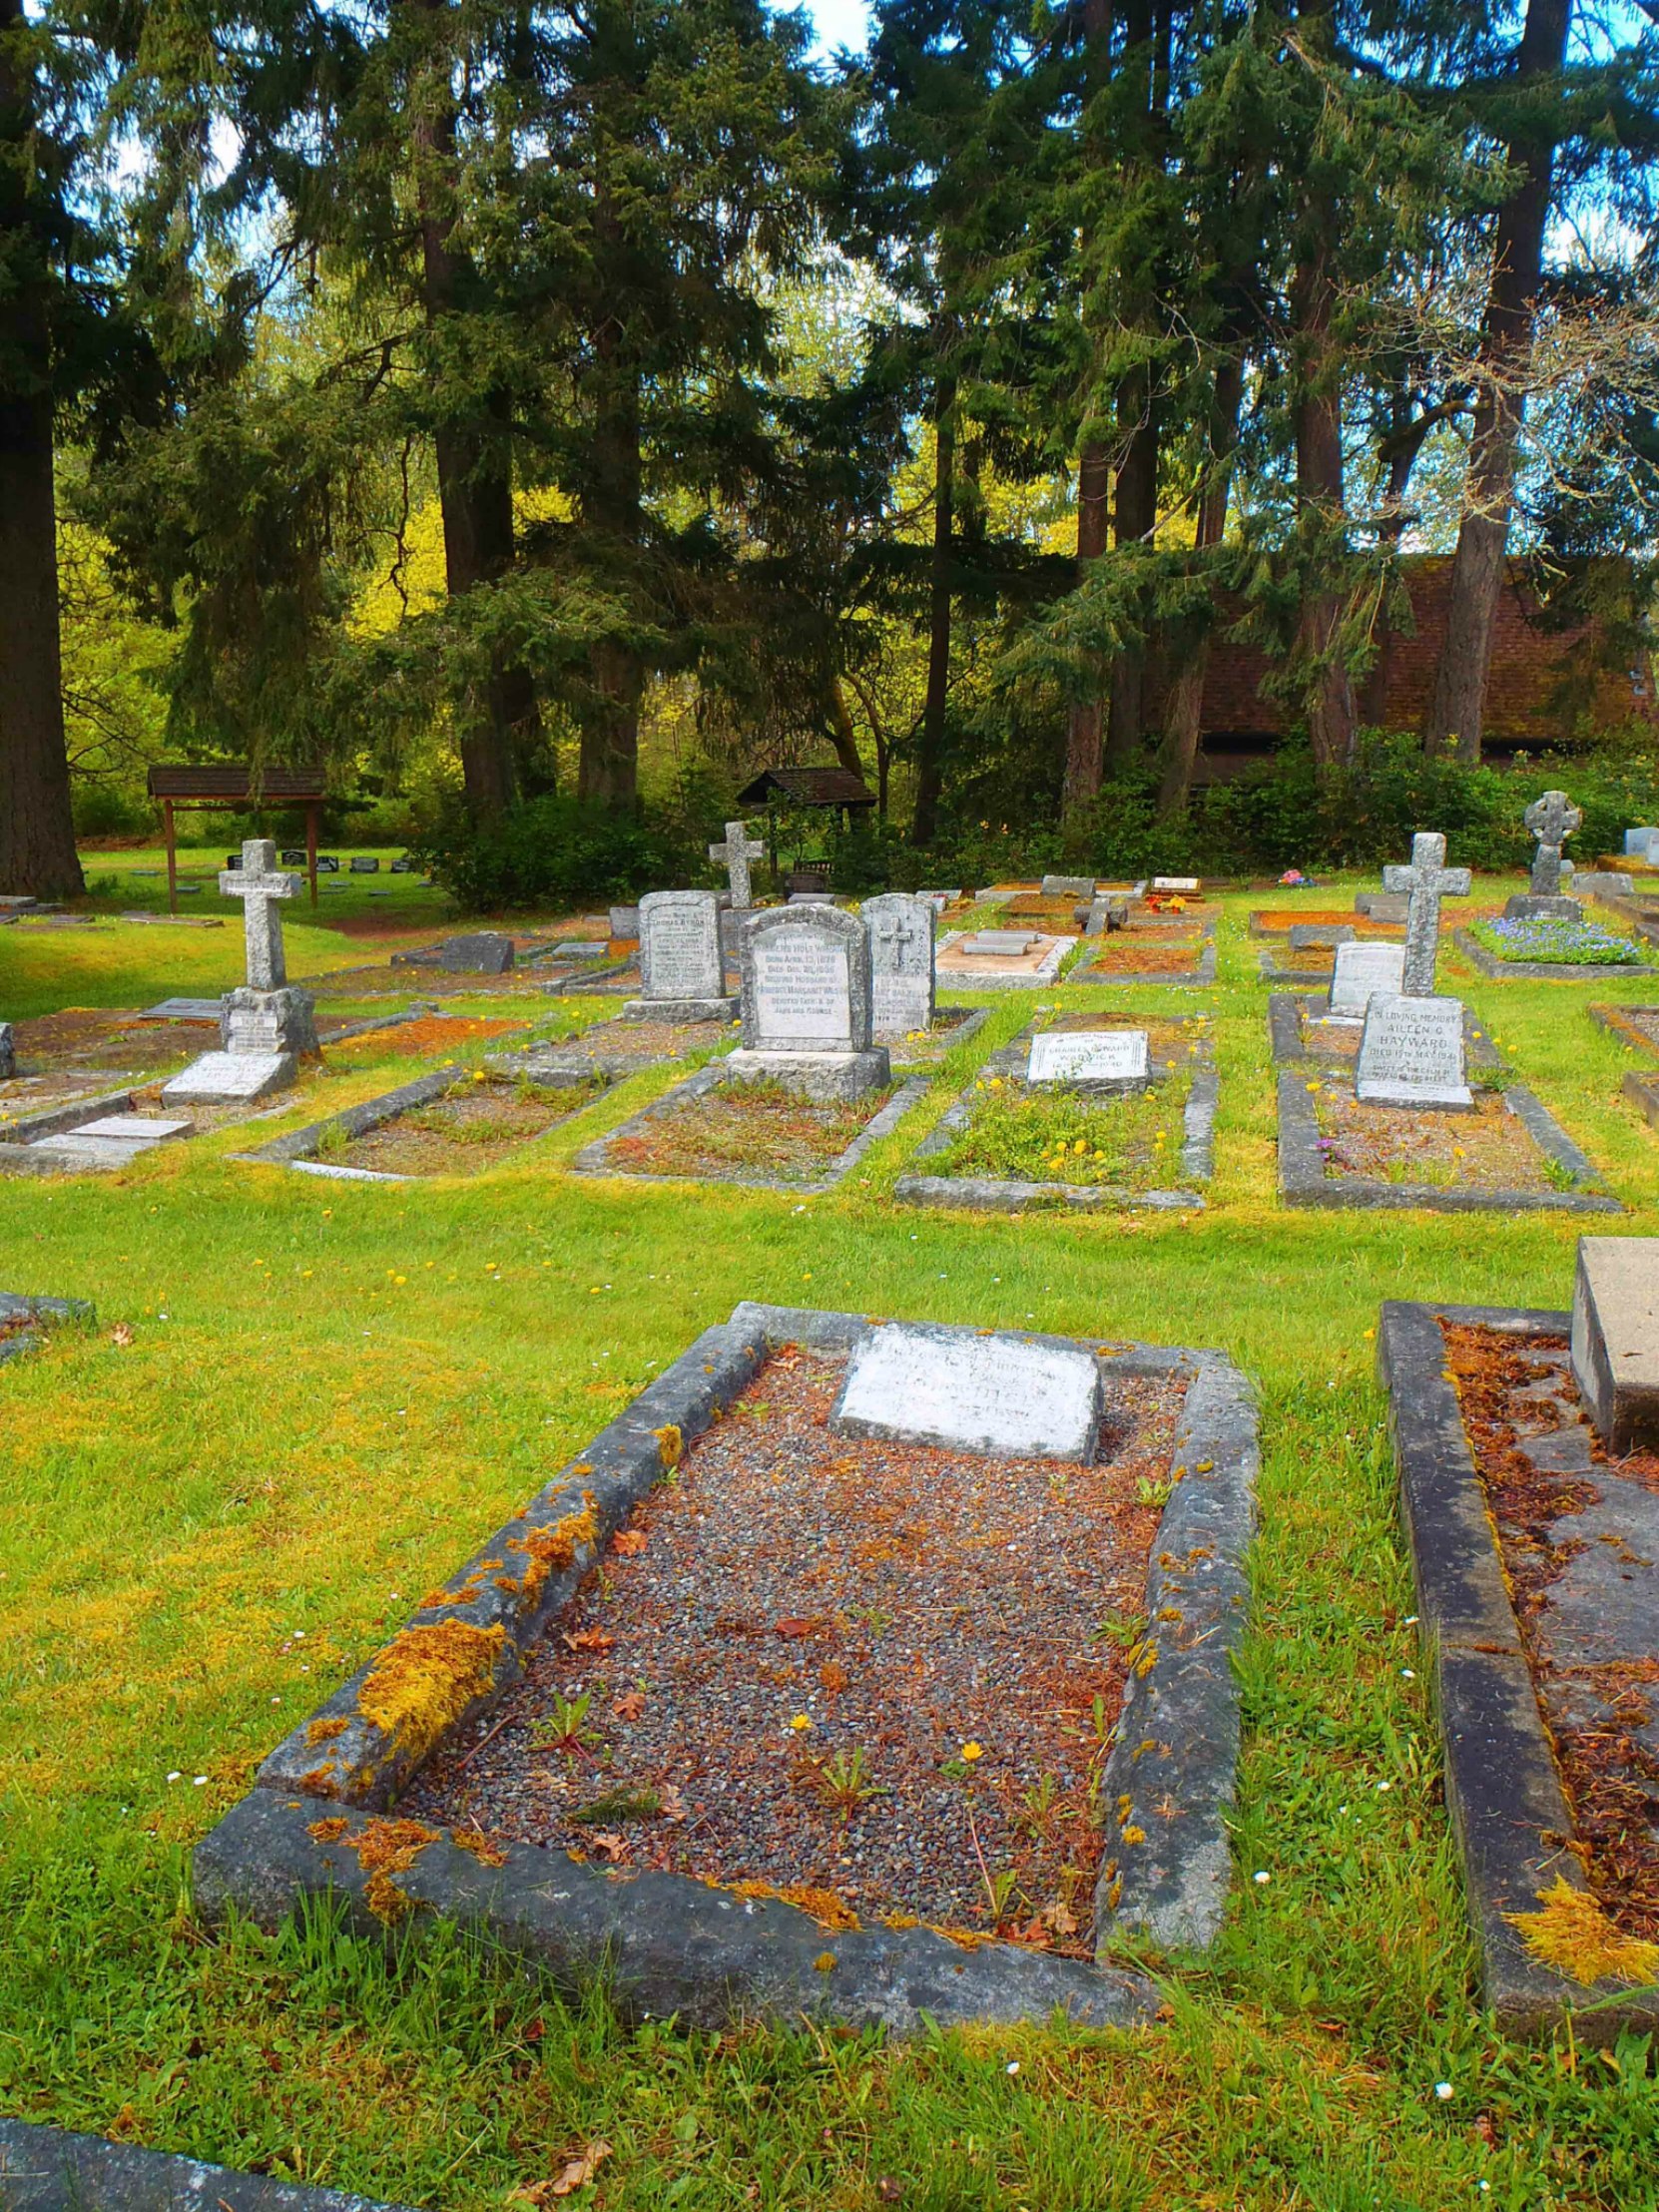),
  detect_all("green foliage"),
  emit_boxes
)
[936,1074,1185,1189]
[410,795,695,912]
